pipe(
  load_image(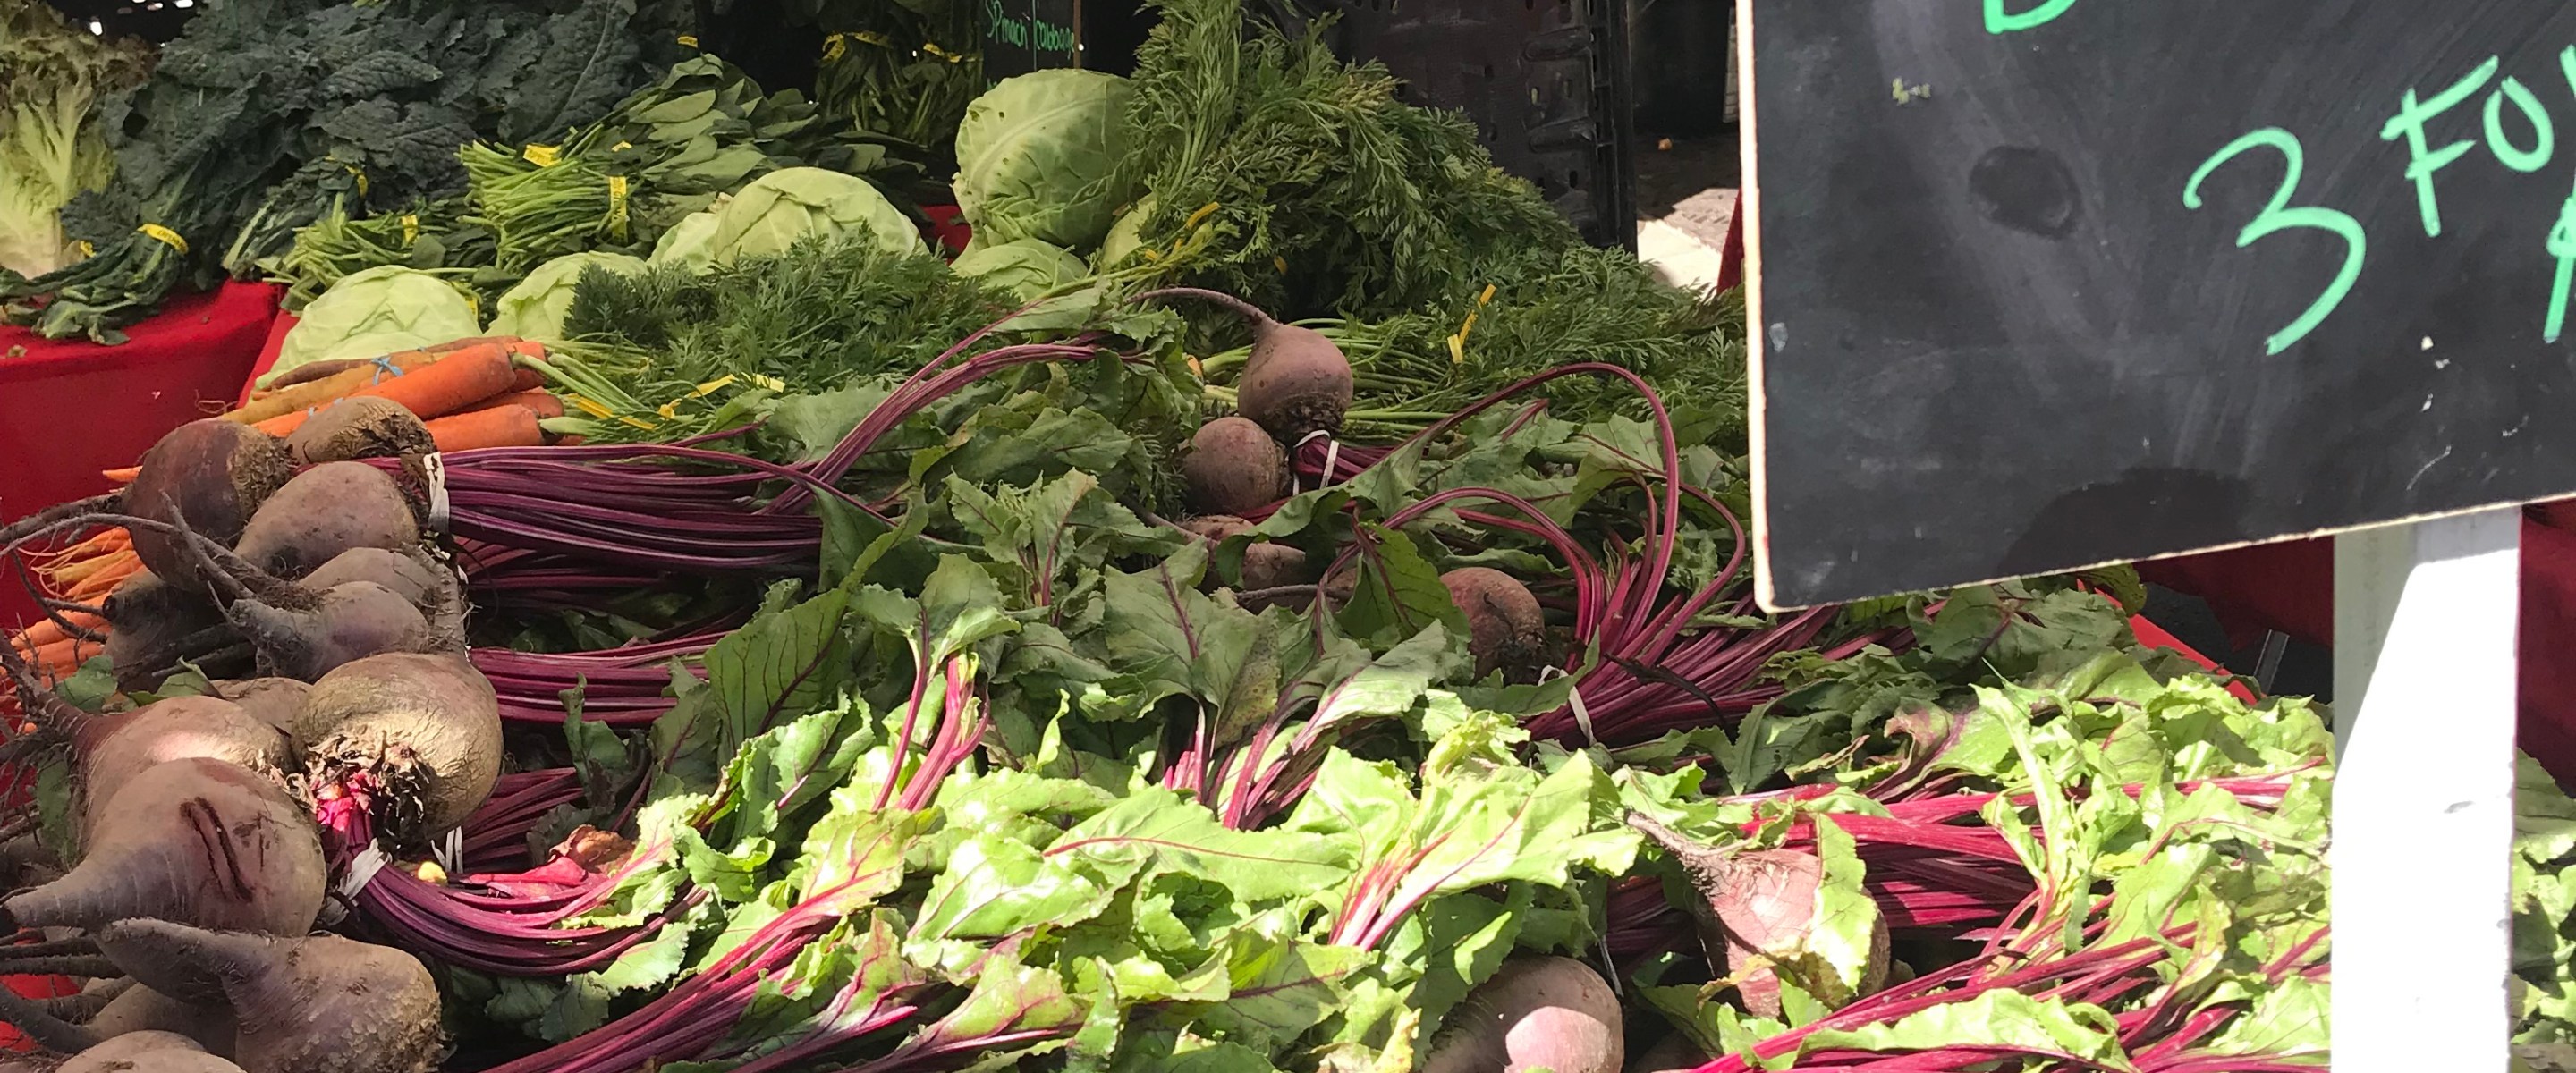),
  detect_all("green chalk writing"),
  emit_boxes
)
[2486,75,2555,173]
[2184,128,2368,356]
[2382,57,2500,237]
[1984,0,2080,34]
